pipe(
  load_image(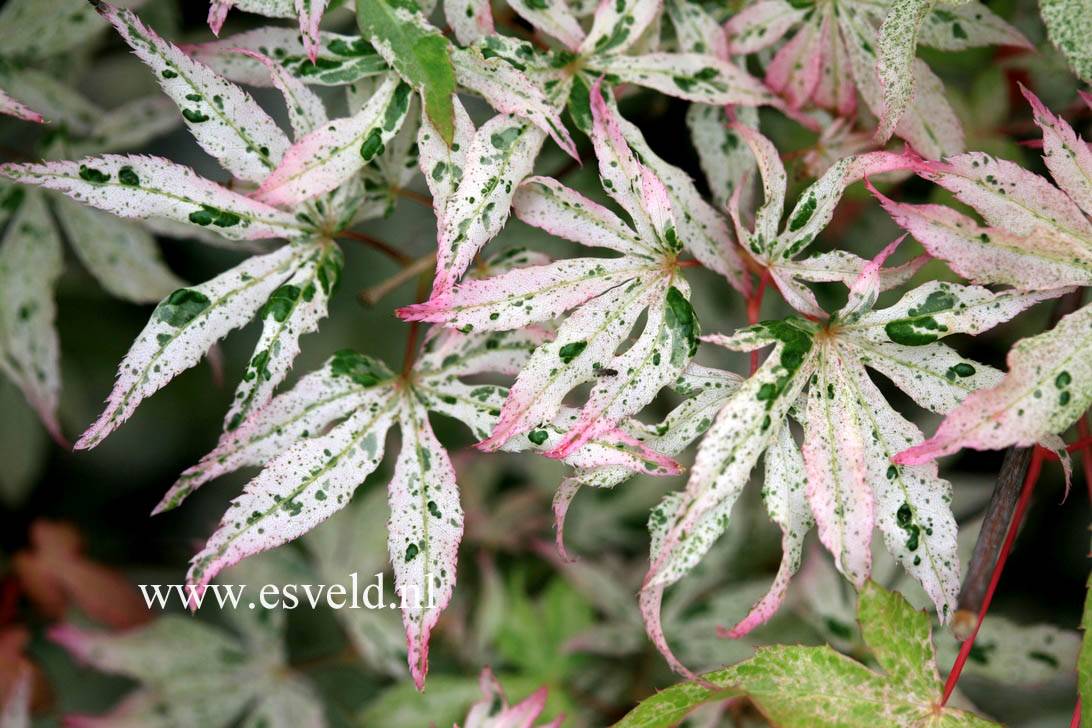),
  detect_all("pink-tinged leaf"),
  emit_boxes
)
[461,667,558,728]
[0,86,43,123]
[914,151,1092,243]
[776,249,930,291]
[766,16,823,110]
[813,13,856,116]
[233,49,328,140]
[388,394,464,690]
[666,0,728,59]
[400,256,651,331]
[208,0,231,34]
[552,477,582,562]
[620,113,752,293]
[918,2,1030,51]
[187,389,399,590]
[871,181,1092,289]
[0,69,99,136]
[548,280,698,457]
[896,301,1092,464]
[98,1,290,183]
[433,115,546,293]
[252,74,412,206]
[875,0,932,145]
[724,0,804,54]
[184,27,389,88]
[444,0,494,45]
[158,352,396,513]
[512,176,656,256]
[728,120,786,258]
[838,236,905,323]
[222,245,342,432]
[419,95,473,222]
[803,346,872,588]
[1022,86,1092,214]
[52,197,185,305]
[508,0,585,51]
[480,273,667,450]
[75,244,308,450]
[839,354,960,619]
[582,0,661,55]
[588,82,677,249]
[295,0,329,63]
[720,423,812,638]
[0,156,306,241]
[644,319,818,597]
[451,48,577,159]
[589,53,780,107]
[415,324,552,378]
[0,190,63,443]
